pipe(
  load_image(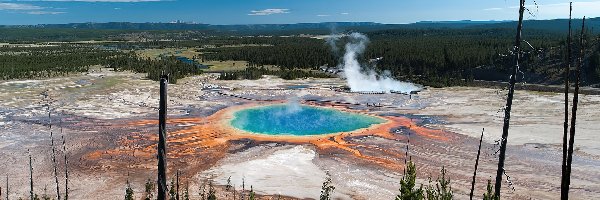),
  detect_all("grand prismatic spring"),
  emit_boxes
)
[2,71,600,199]
[1,23,599,199]
[230,103,385,136]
